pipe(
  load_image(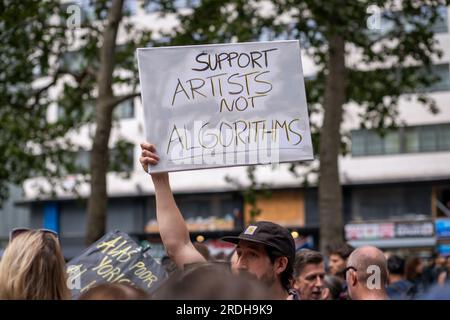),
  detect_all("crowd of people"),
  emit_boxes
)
[0,142,448,300]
